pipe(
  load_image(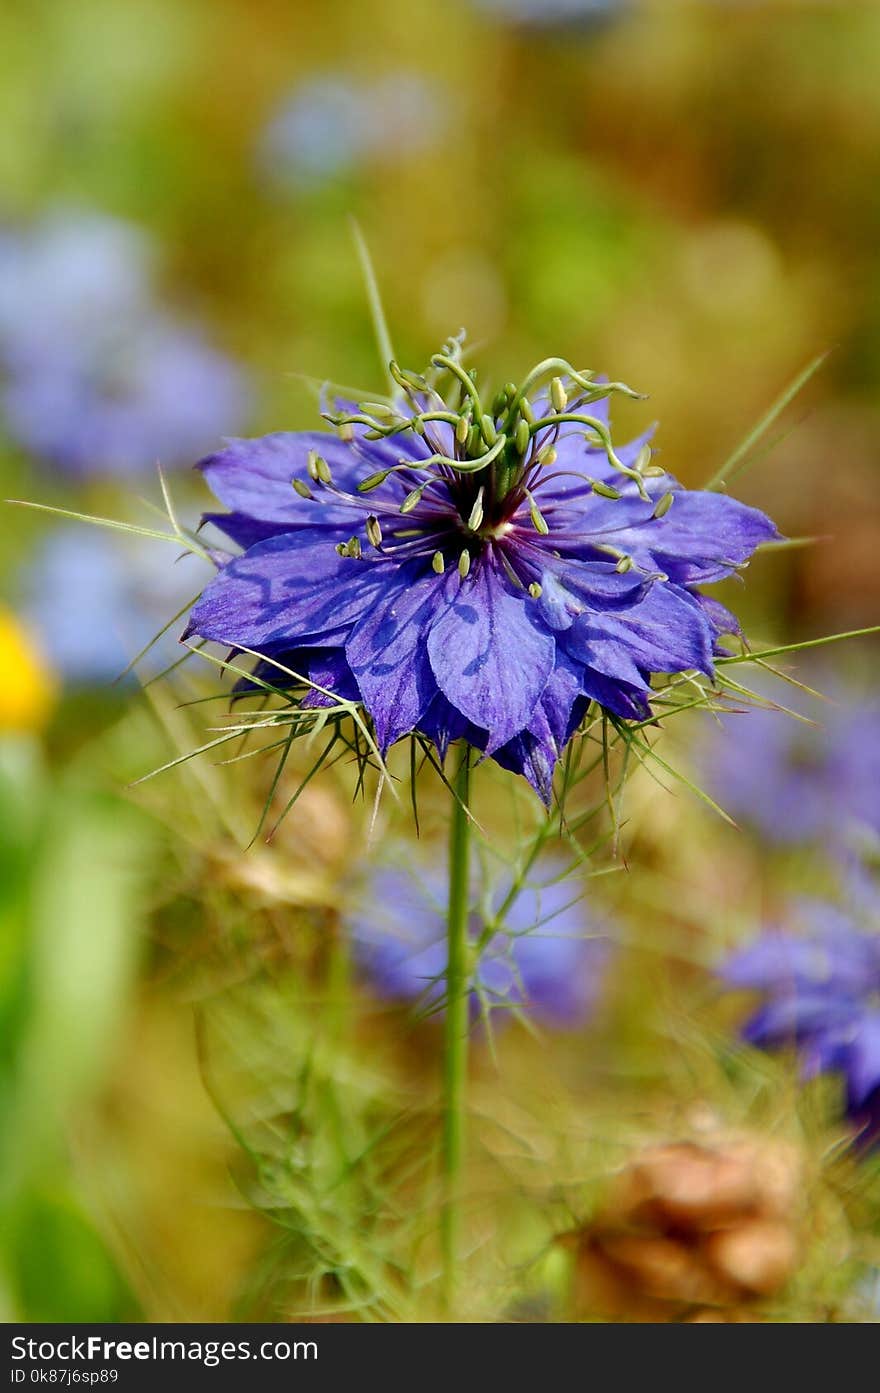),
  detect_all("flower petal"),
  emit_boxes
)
[536,646,587,748]
[491,729,557,804]
[199,430,409,530]
[523,552,648,631]
[610,490,780,585]
[845,1013,880,1108]
[742,994,854,1048]
[693,592,741,646]
[579,664,652,720]
[426,555,555,753]
[202,510,290,550]
[345,566,443,751]
[723,932,845,992]
[186,534,388,649]
[571,582,715,680]
[233,646,360,705]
